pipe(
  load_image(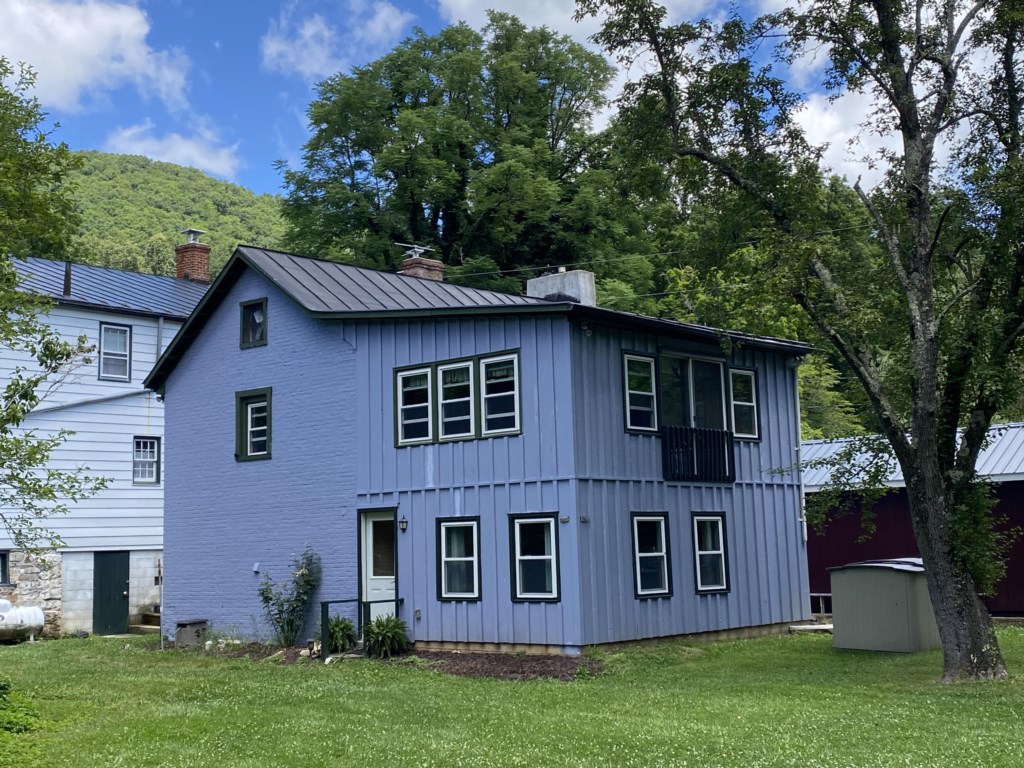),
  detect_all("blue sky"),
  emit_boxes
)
[0,0,885,198]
